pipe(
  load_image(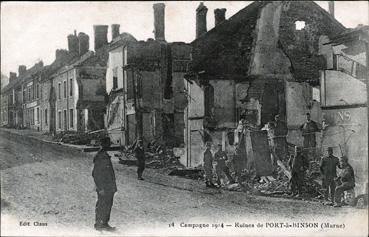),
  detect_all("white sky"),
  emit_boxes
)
[1,1,368,76]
